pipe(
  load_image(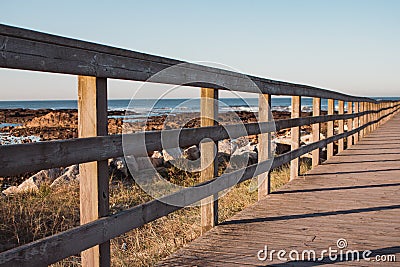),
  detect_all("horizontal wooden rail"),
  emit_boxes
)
[1,103,398,177]
[1,104,398,177]
[0,23,392,104]
[0,104,398,267]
